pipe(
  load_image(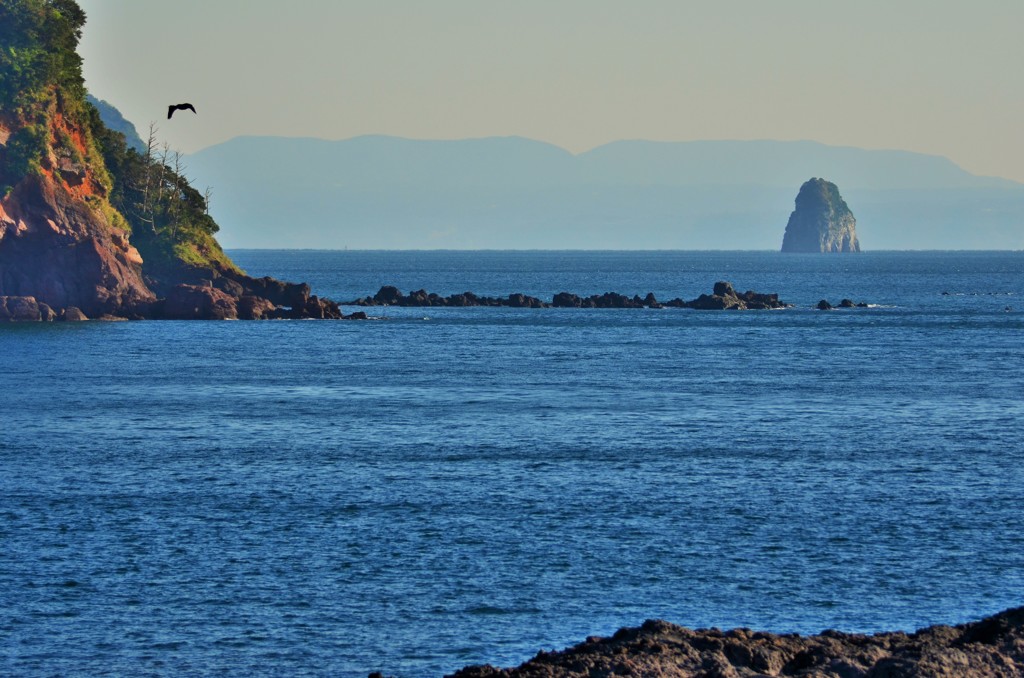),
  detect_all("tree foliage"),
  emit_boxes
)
[2,0,92,188]
[0,0,87,115]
